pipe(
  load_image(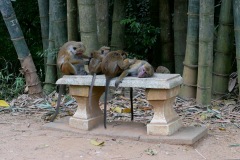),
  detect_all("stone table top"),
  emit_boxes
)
[56,73,182,89]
